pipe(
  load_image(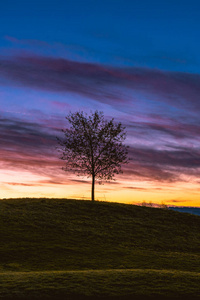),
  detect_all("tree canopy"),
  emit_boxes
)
[58,111,129,201]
